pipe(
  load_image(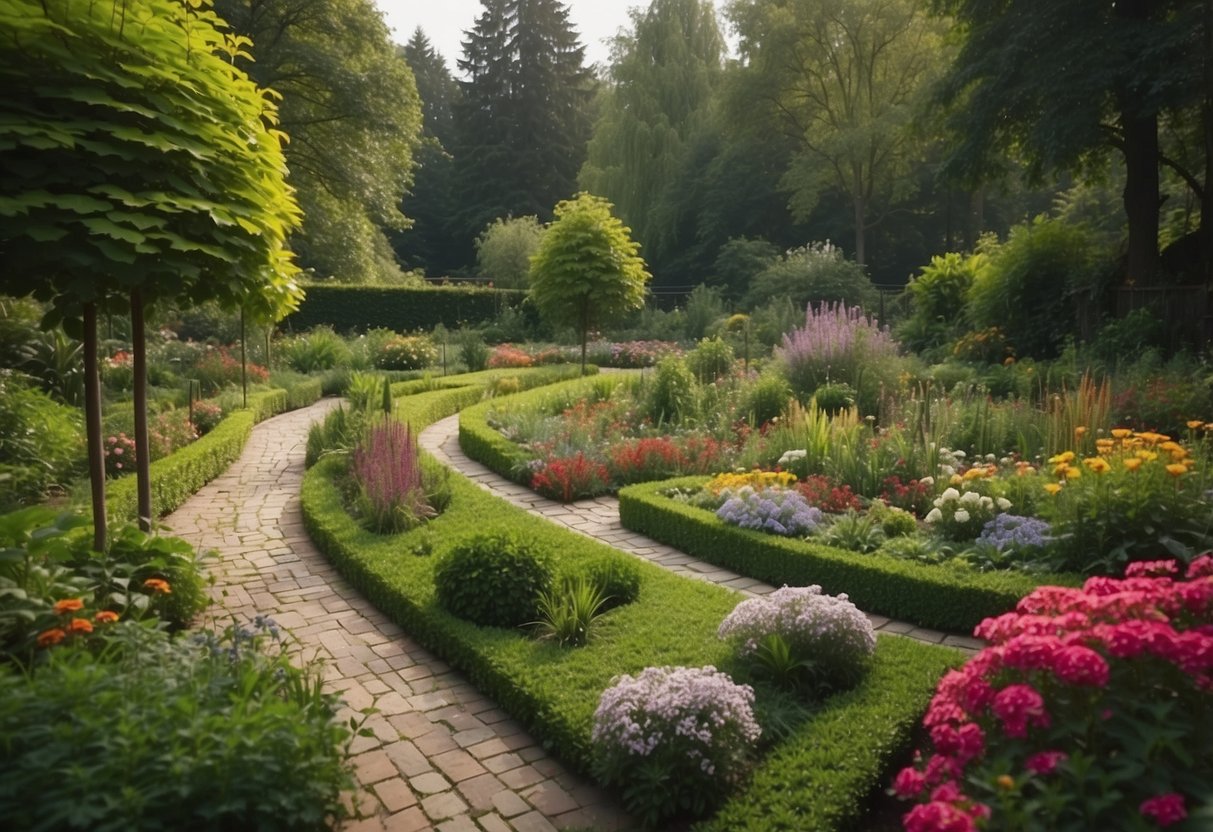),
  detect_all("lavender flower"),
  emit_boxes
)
[775,301,899,397]
[592,666,761,824]
[718,585,876,682]
[716,486,823,536]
